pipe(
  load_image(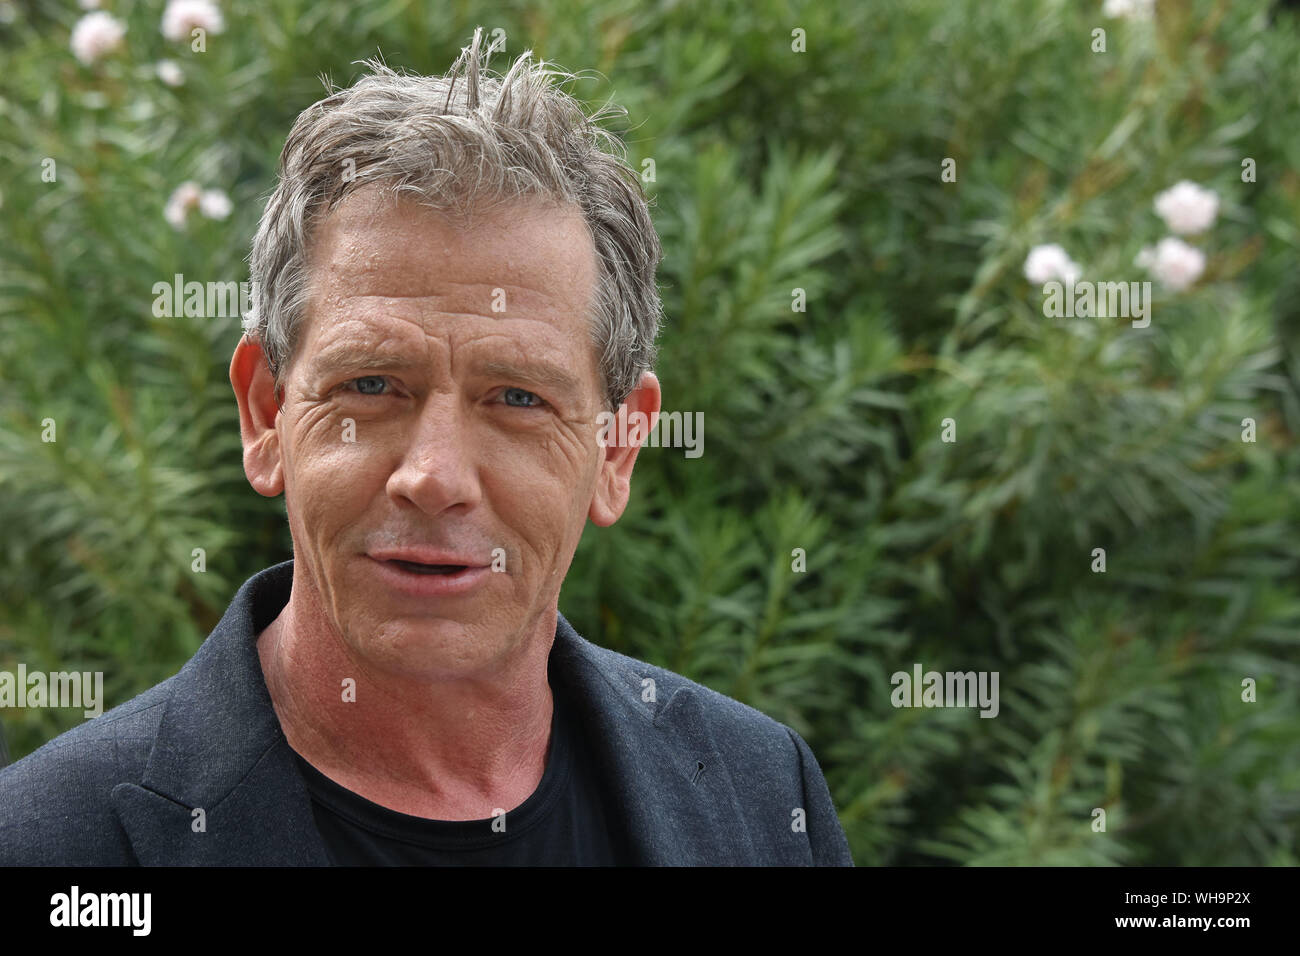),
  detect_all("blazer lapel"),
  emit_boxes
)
[112,561,329,865]
[551,614,763,865]
[110,742,329,865]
